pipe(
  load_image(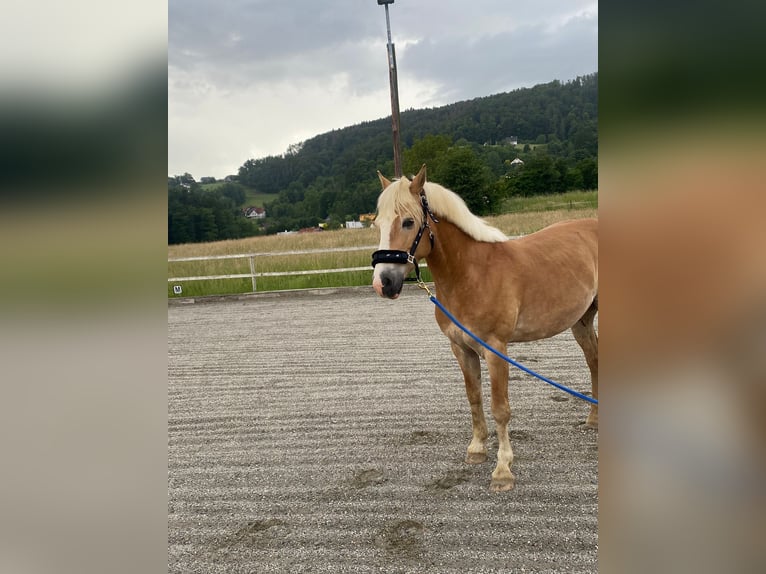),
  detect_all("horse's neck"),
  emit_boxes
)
[426,220,497,293]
